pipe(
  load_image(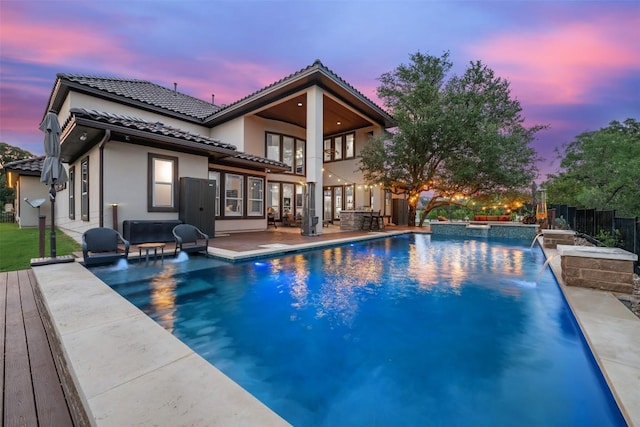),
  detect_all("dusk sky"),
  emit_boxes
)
[1,0,638,181]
